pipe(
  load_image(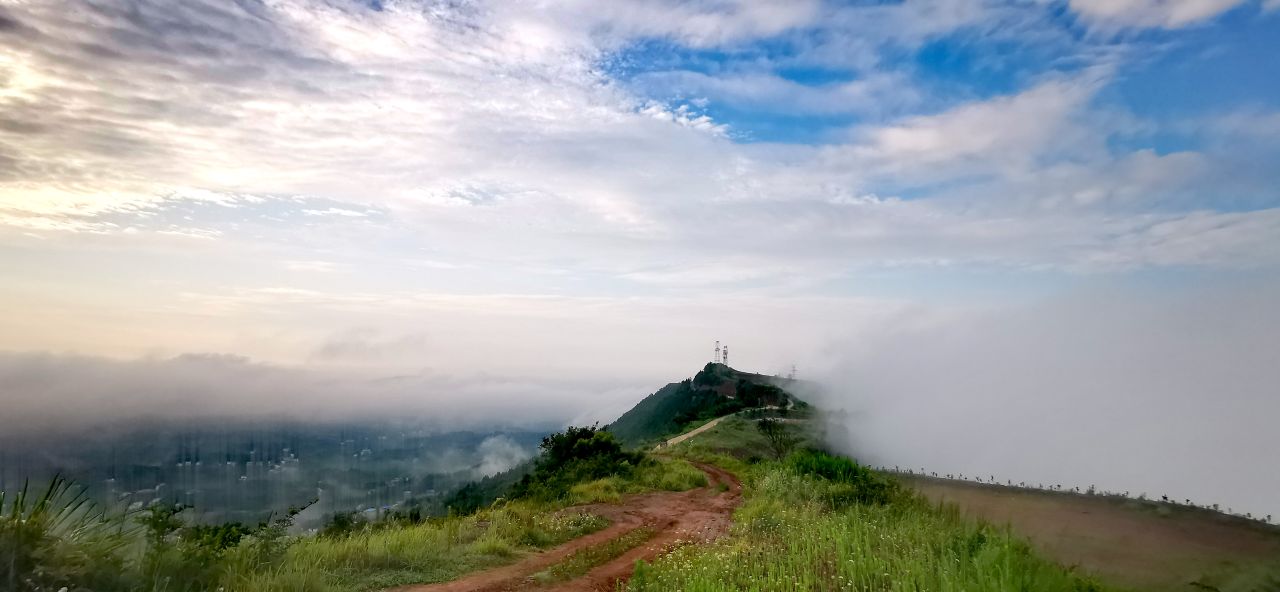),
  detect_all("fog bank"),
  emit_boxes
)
[0,352,642,440]
[811,279,1280,520]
